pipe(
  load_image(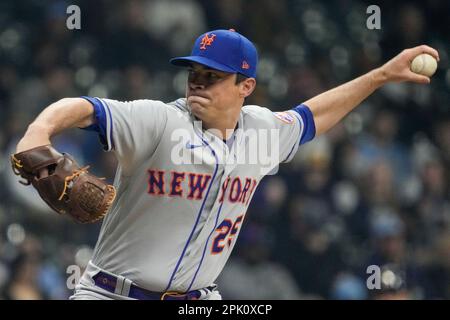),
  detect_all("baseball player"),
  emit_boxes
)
[14,29,438,300]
